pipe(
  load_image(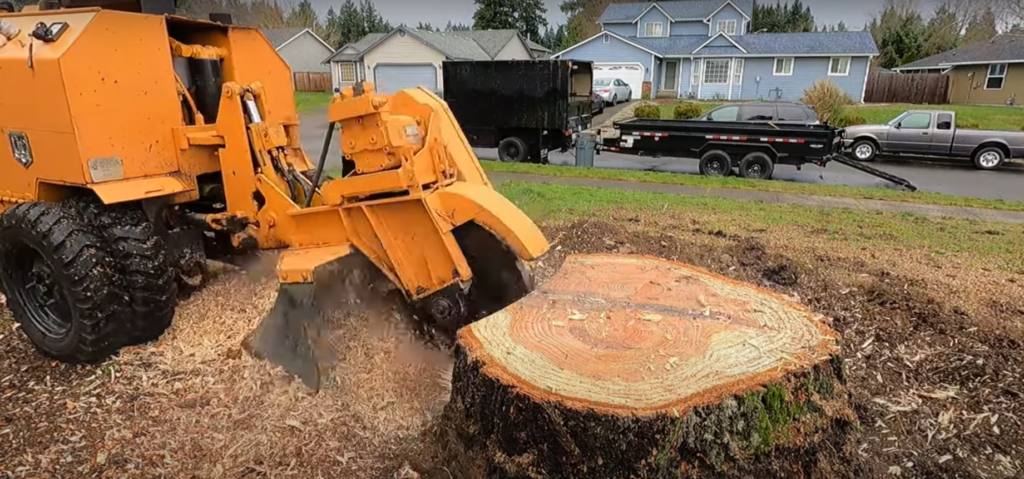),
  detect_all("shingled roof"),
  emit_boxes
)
[598,0,755,23]
[324,26,535,63]
[259,27,307,49]
[895,34,1024,72]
